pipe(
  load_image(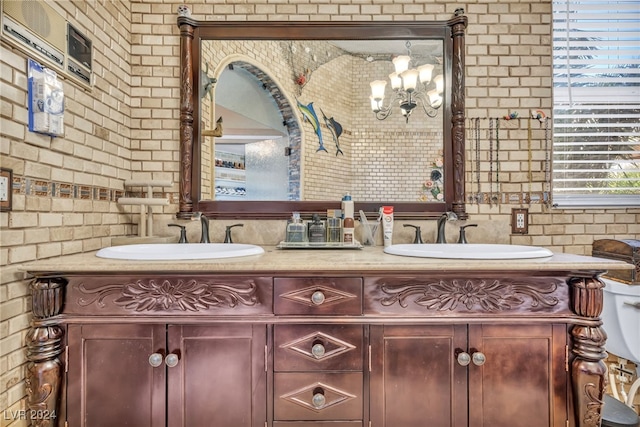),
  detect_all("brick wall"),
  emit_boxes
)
[1,0,638,422]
